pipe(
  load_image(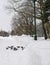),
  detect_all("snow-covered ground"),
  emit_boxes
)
[0,35,50,65]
